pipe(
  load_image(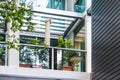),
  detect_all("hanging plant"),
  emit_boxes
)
[0,0,36,50]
